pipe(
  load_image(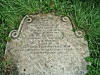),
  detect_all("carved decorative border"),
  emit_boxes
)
[9,15,33,39]
[9,14,85,39]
